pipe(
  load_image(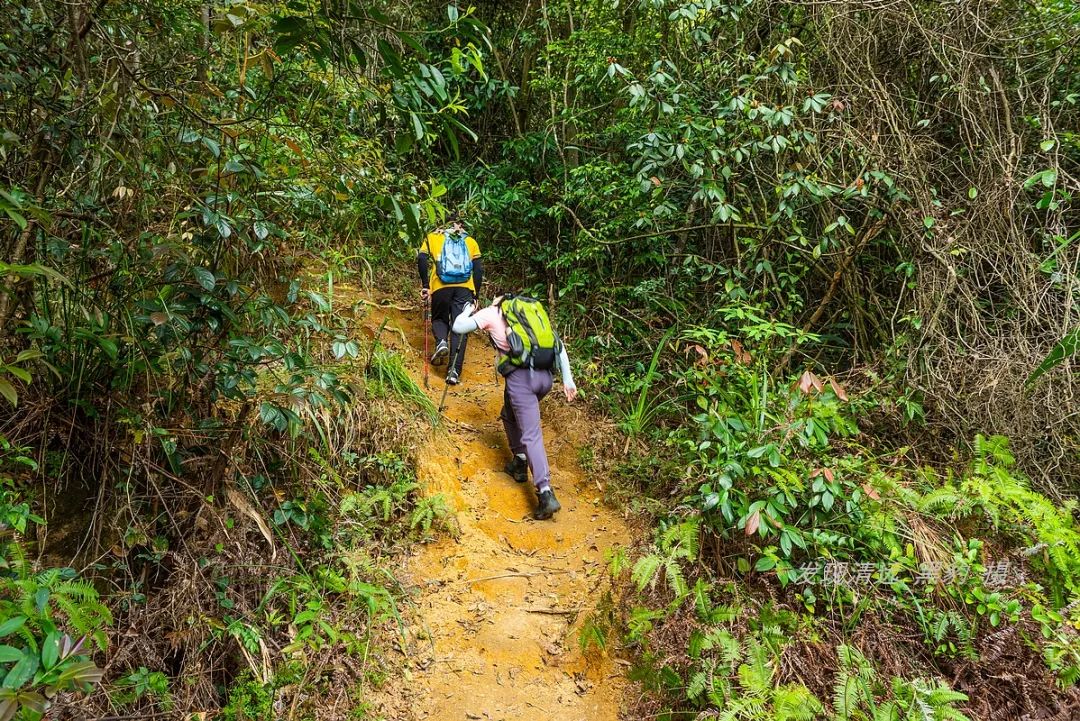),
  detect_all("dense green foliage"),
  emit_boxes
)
[0,0,470,716]
[441,1,1080,718]
[2,0,1079,719]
